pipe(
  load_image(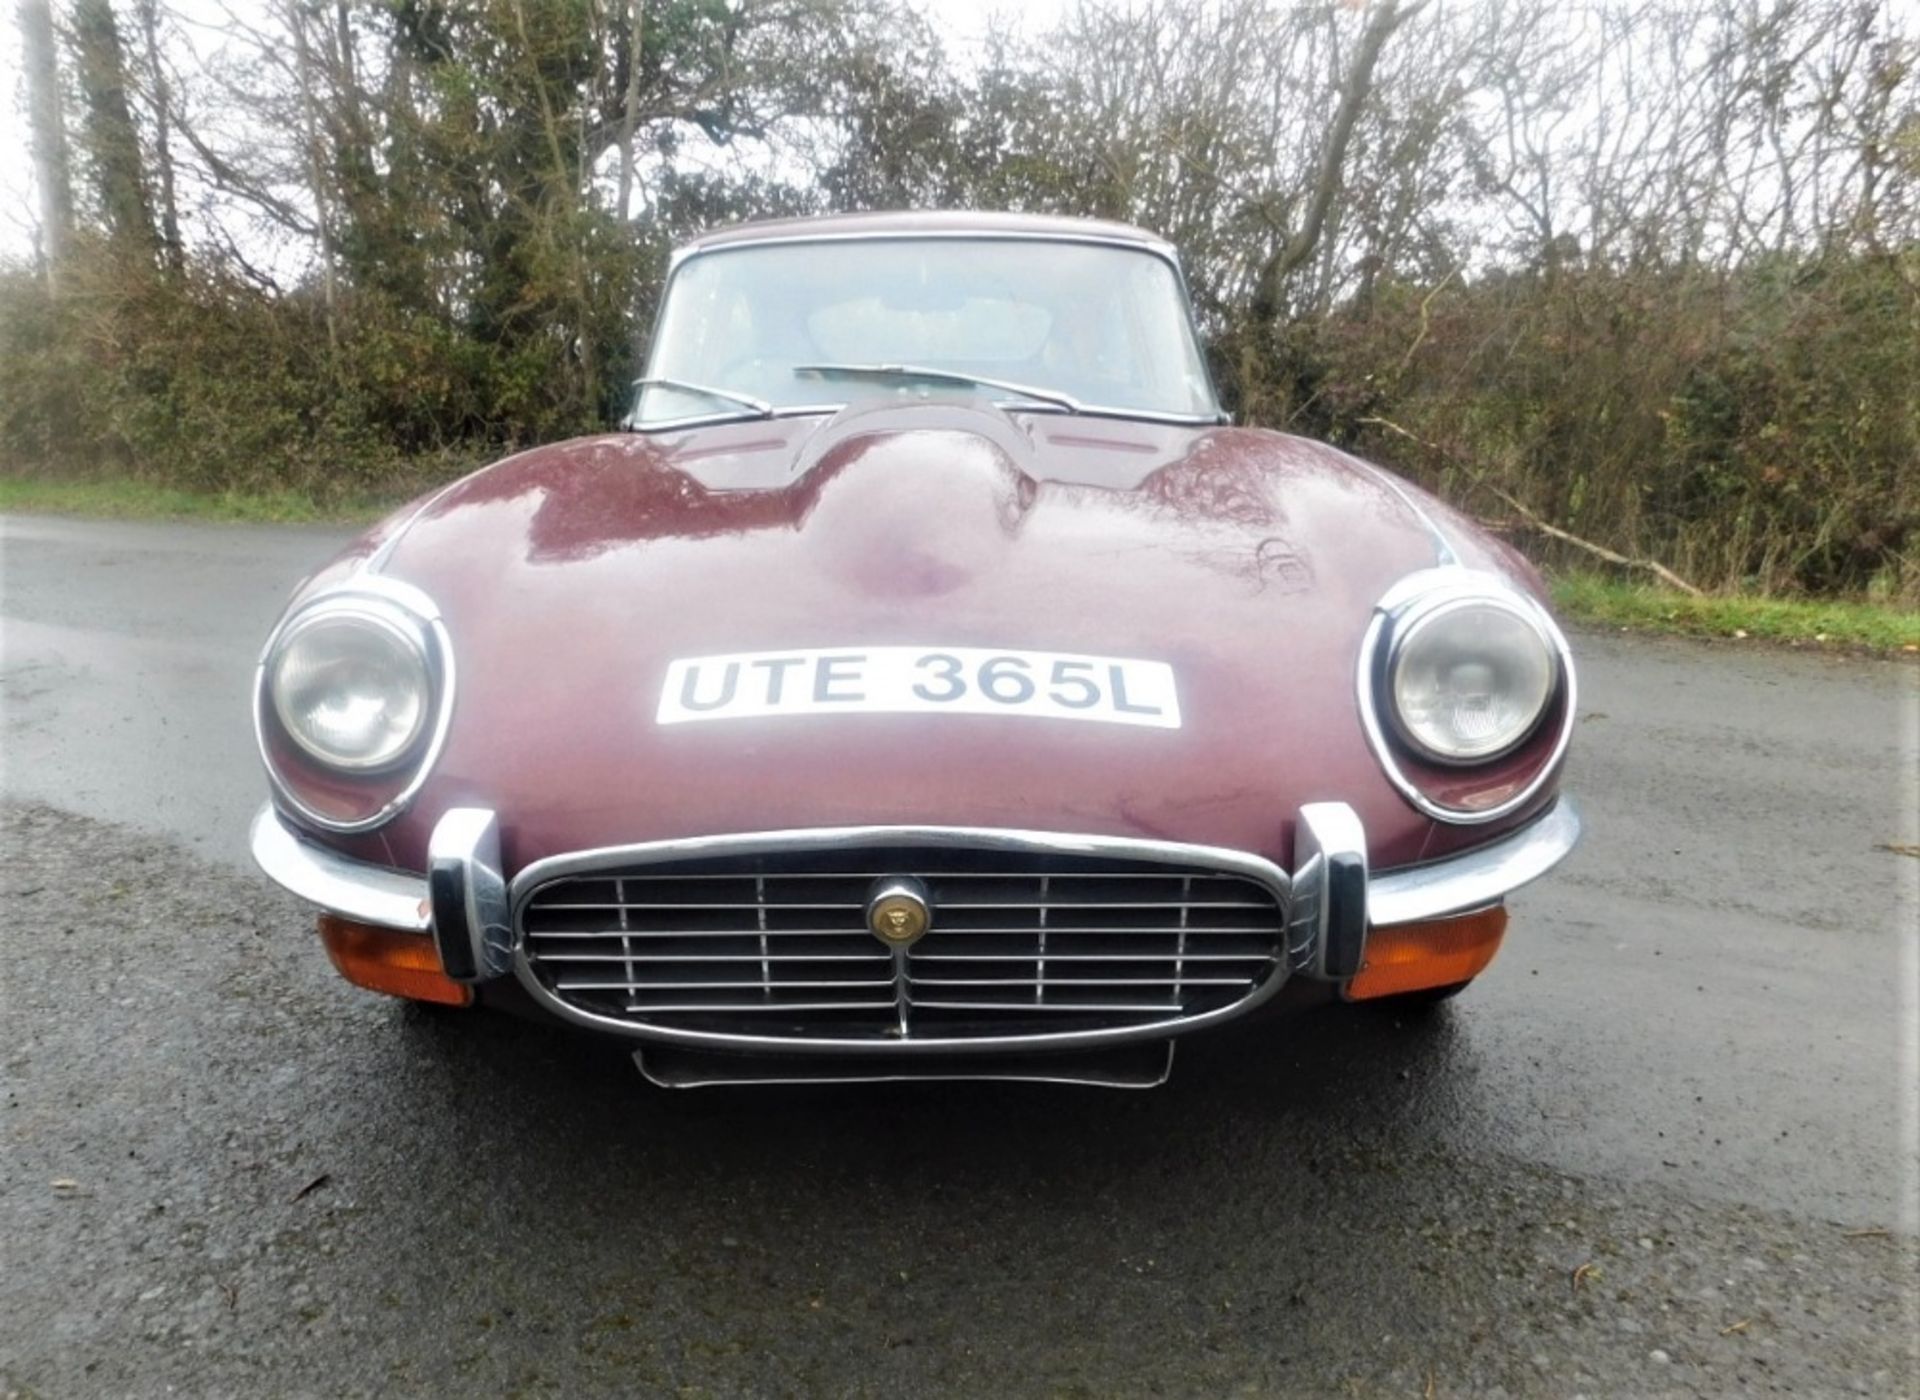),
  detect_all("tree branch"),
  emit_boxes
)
[172,112,318,238]
[1357,414,1705,596]
[1251,0,1427,322]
